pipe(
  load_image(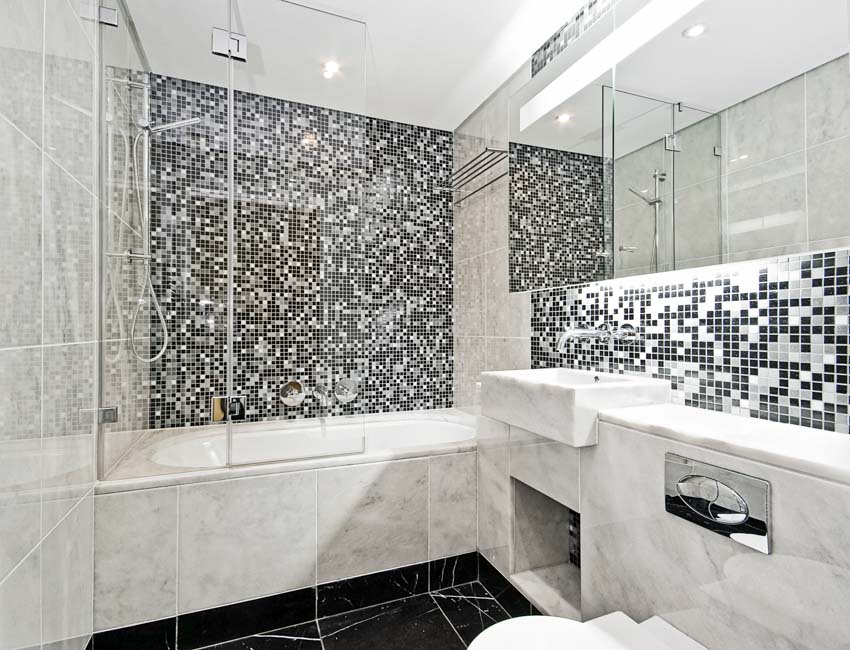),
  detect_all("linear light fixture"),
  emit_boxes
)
[520,0,705,131]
